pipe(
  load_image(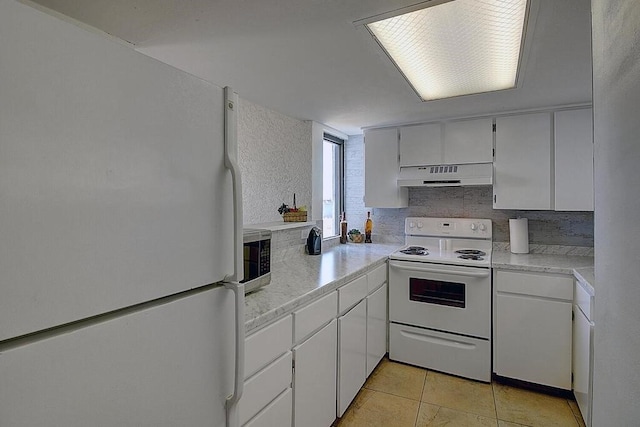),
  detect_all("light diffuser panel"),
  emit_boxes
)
[366,0,528,101]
